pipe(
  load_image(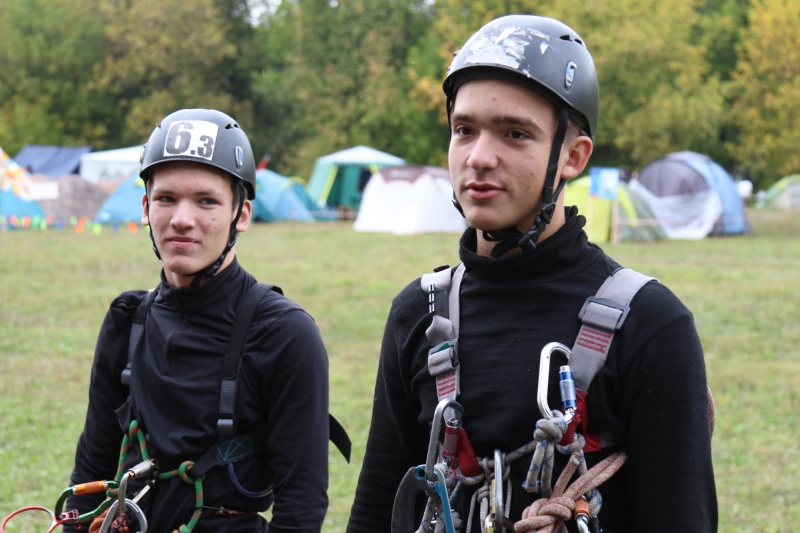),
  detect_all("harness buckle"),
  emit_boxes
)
[217,418,236,436]
[428,340,459,376]
[578,297,630,330]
